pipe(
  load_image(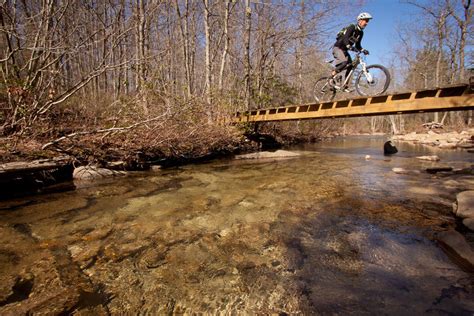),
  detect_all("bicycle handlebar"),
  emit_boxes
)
[349,47,362,54]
